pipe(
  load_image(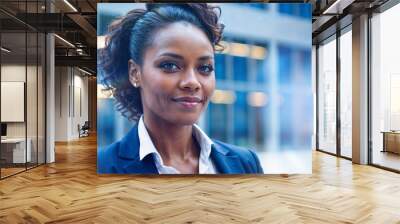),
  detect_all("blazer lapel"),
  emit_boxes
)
[118,124,158,174]
[123,155,158,174]
[116,125,248,174]
[211,143,245,174]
